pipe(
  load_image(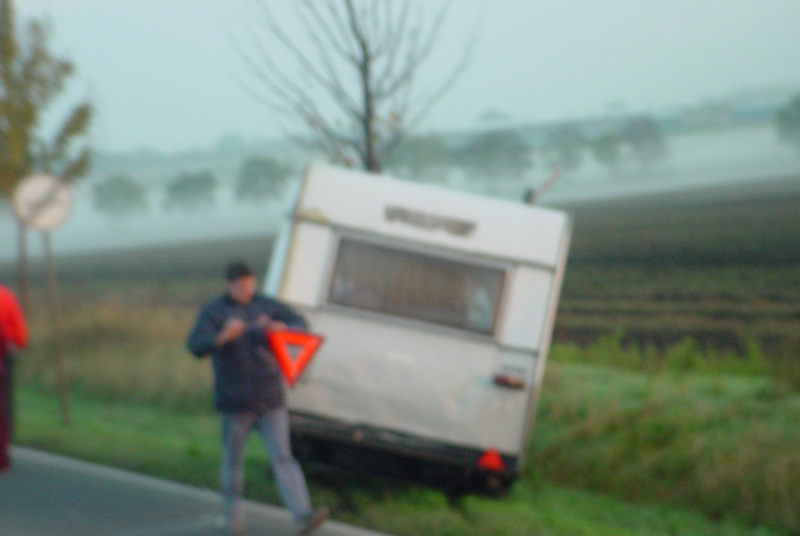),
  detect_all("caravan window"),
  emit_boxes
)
[328,239,505,335]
